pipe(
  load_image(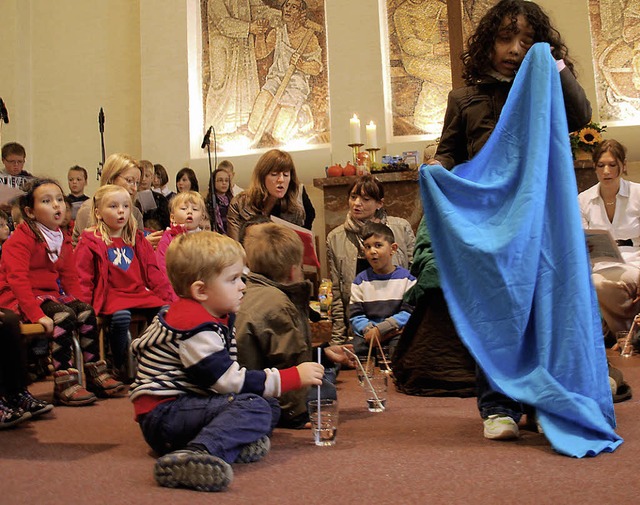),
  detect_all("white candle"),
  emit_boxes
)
[349,114,361,144]
[366,121,377,148]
